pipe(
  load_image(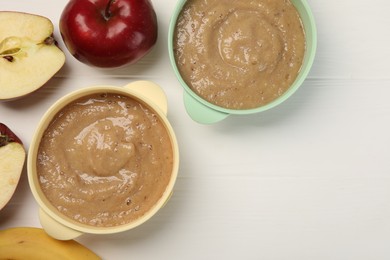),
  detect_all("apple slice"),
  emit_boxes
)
[0,11,65,100]
[0,123,26,210]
